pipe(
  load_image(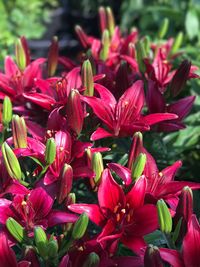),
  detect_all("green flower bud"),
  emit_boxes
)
[6,217,26,243]
[45,138,56,165]
[15,38,27,71]
[171,32,183,55]
[157,199,172,234]
[82,60,94,96]
[100,30,110,61]
[83,252,100,267]
[92,152,104,185]
[136,41,146,73]
[131,153,146,181]
[12,115,27,148]
[72,213,89,240]
[34,226,48,260]
[47,36,58,77]
[47,240,58,259]
[2,142,22,180]
[106,7,115,37]
[2,96,12,127]
[158,18,169,39]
